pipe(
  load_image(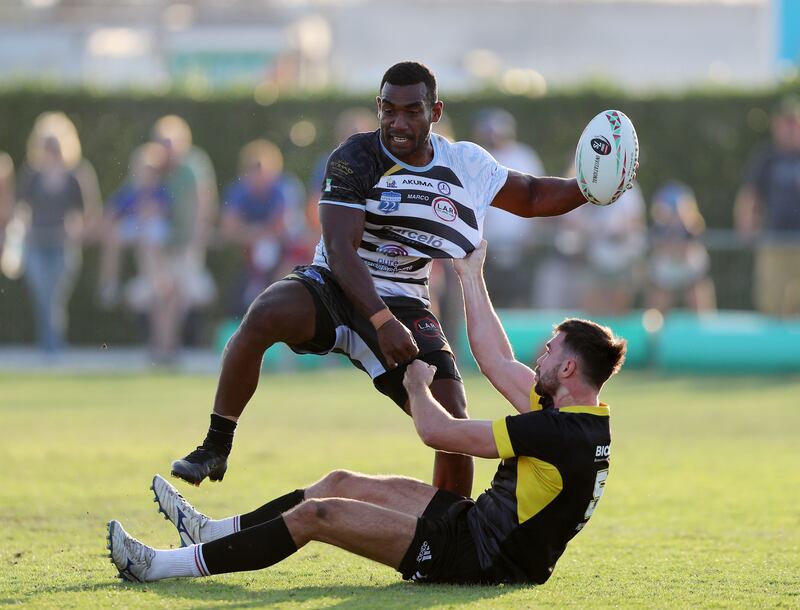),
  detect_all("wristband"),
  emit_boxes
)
[369,308,394,330]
